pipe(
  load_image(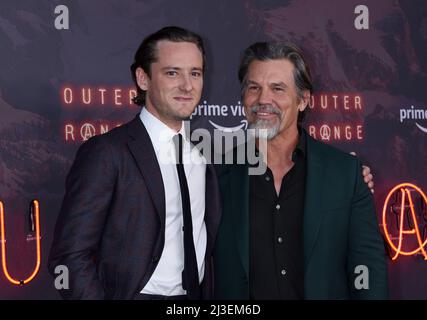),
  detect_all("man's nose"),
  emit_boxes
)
[258,88,273,105]
[179,75,193,92]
